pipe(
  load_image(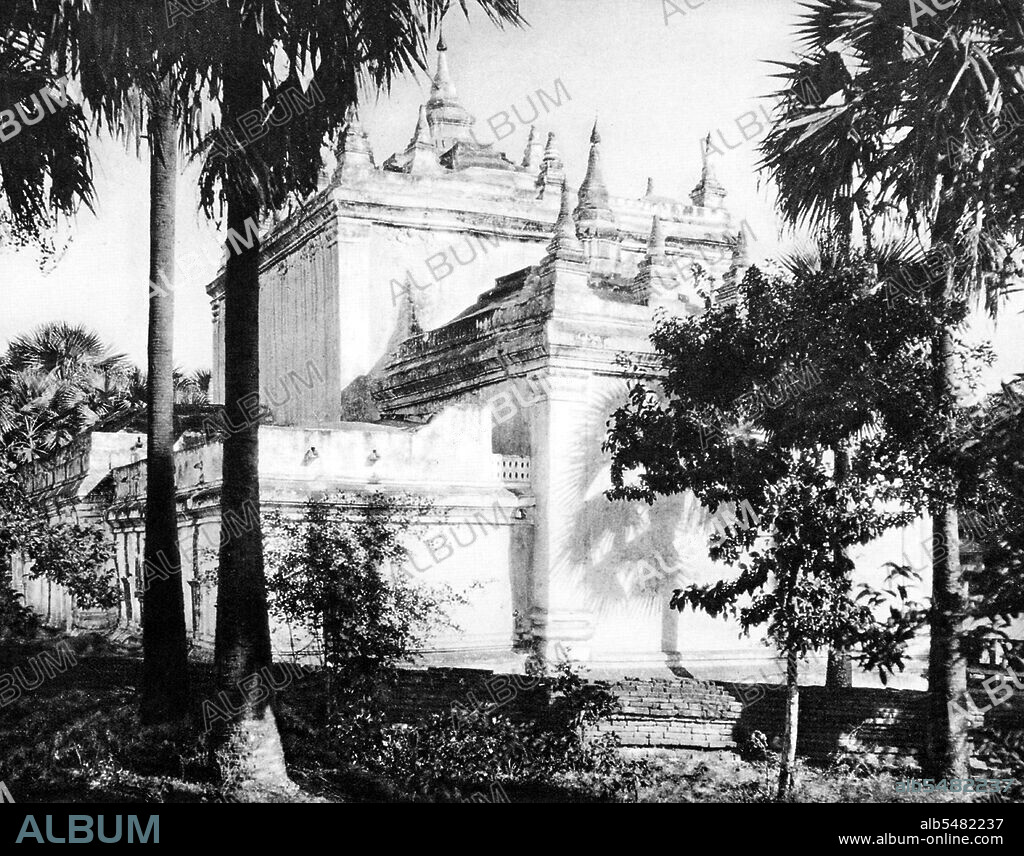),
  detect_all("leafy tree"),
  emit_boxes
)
[0,473,119,620]
[605,258,943,797]
[263,495,462,714]
[960,376,1024,642]
[759,0,1024,776]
